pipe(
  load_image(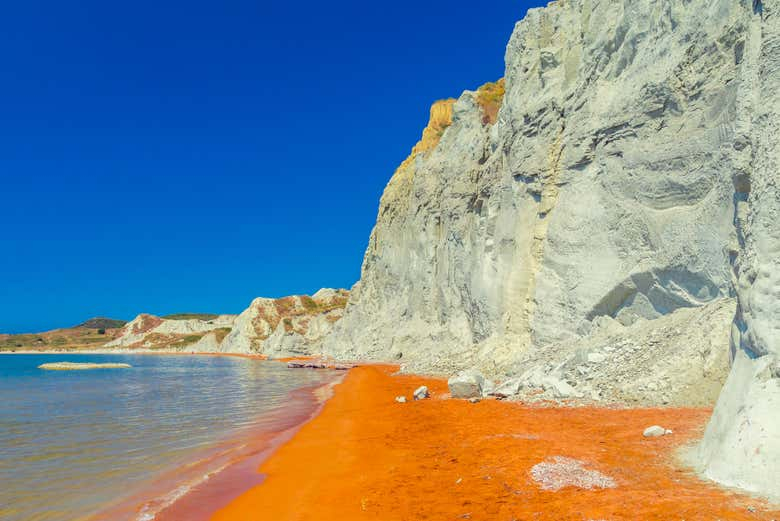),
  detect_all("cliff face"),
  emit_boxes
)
[327,0,741,368]
[695,0,780,500]
[323,0,778,500]
[219,288,349,356]
[105,313,237,350]
[104,289,349,355]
